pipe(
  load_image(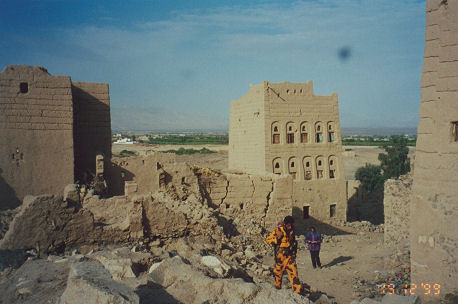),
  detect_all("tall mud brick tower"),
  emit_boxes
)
[229,81,346,223]
[0,65,111,210]
[411,0,458,300]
